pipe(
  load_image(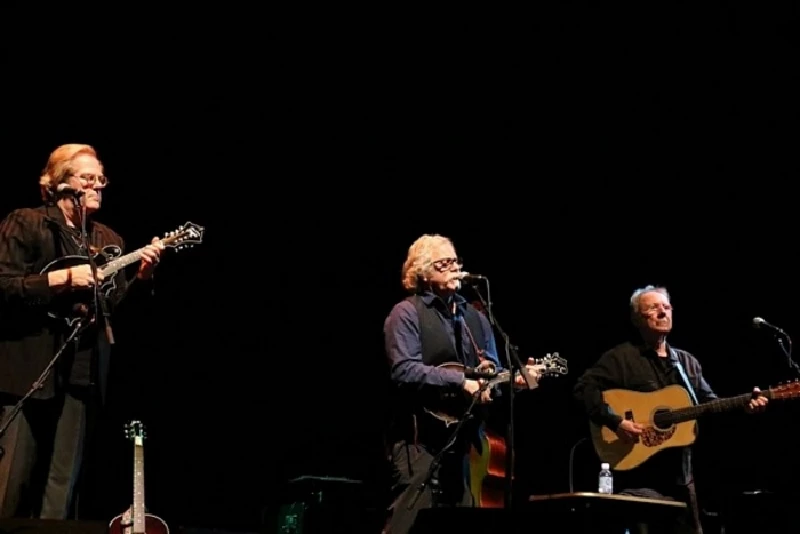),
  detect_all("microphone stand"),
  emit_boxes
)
[0,319,90,459]
[77,197,114,345]
[468,277,531,511]
[774,331,798,378]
